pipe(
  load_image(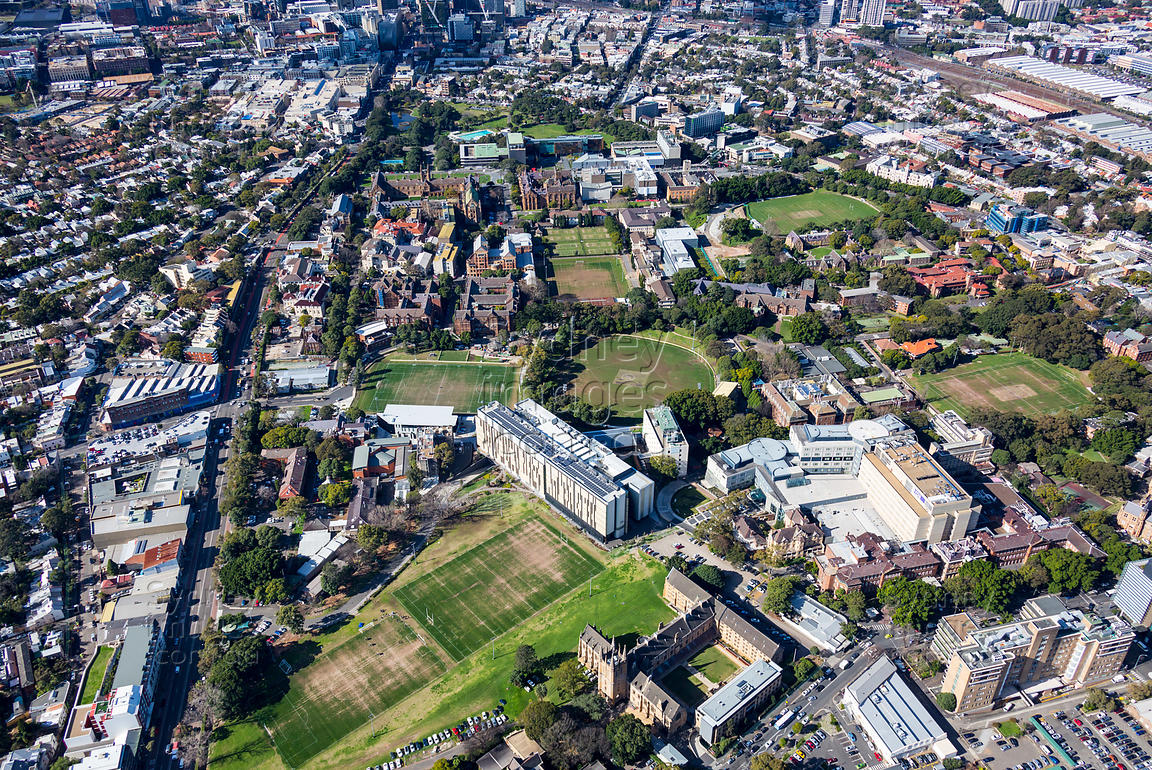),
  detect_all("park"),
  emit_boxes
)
[210,493,674,770]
